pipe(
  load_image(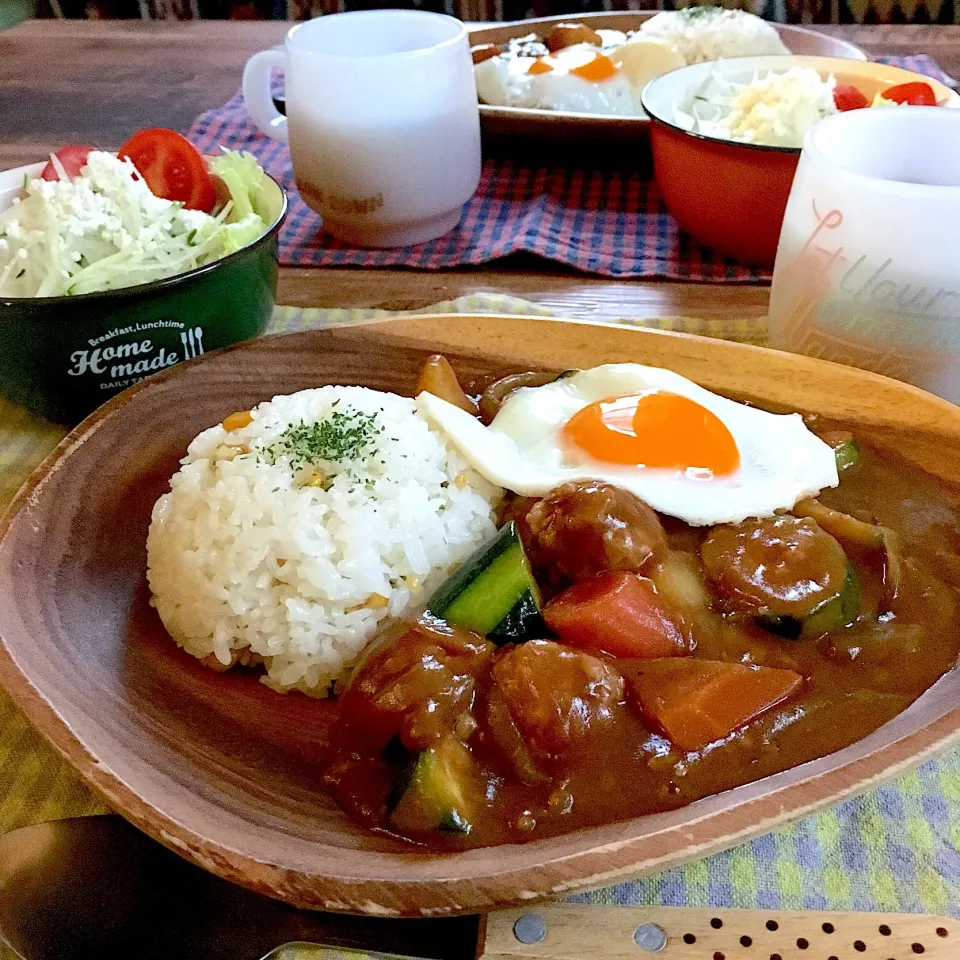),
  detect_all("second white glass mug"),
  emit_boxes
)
[243,10,482,247]
[768,107,960,404]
